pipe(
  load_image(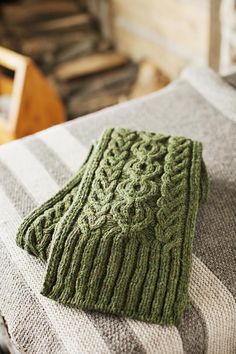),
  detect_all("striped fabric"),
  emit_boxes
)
[0,67,235,354]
